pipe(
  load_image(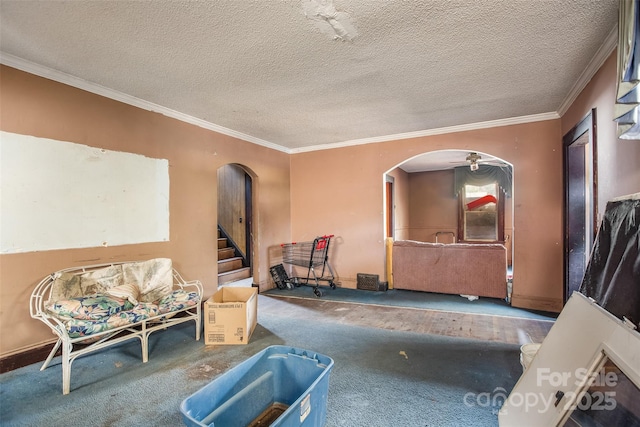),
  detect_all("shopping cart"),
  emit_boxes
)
[273,235,336,297]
